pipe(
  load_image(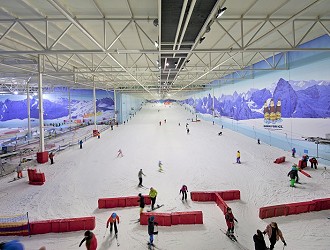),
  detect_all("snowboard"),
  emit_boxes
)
[147,204,164,212]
